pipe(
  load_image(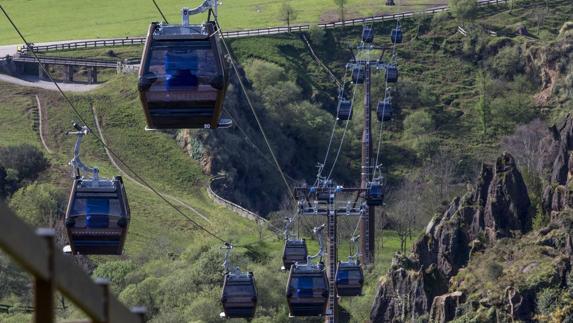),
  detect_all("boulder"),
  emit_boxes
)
[429,291,466,323]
